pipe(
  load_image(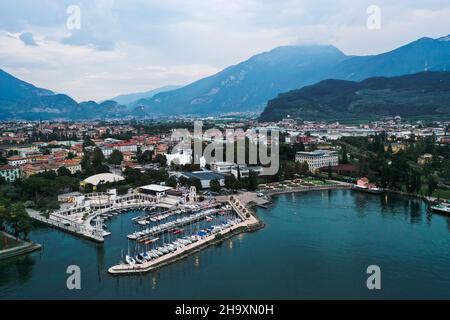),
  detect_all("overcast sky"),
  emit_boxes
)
[0,0,449,101]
